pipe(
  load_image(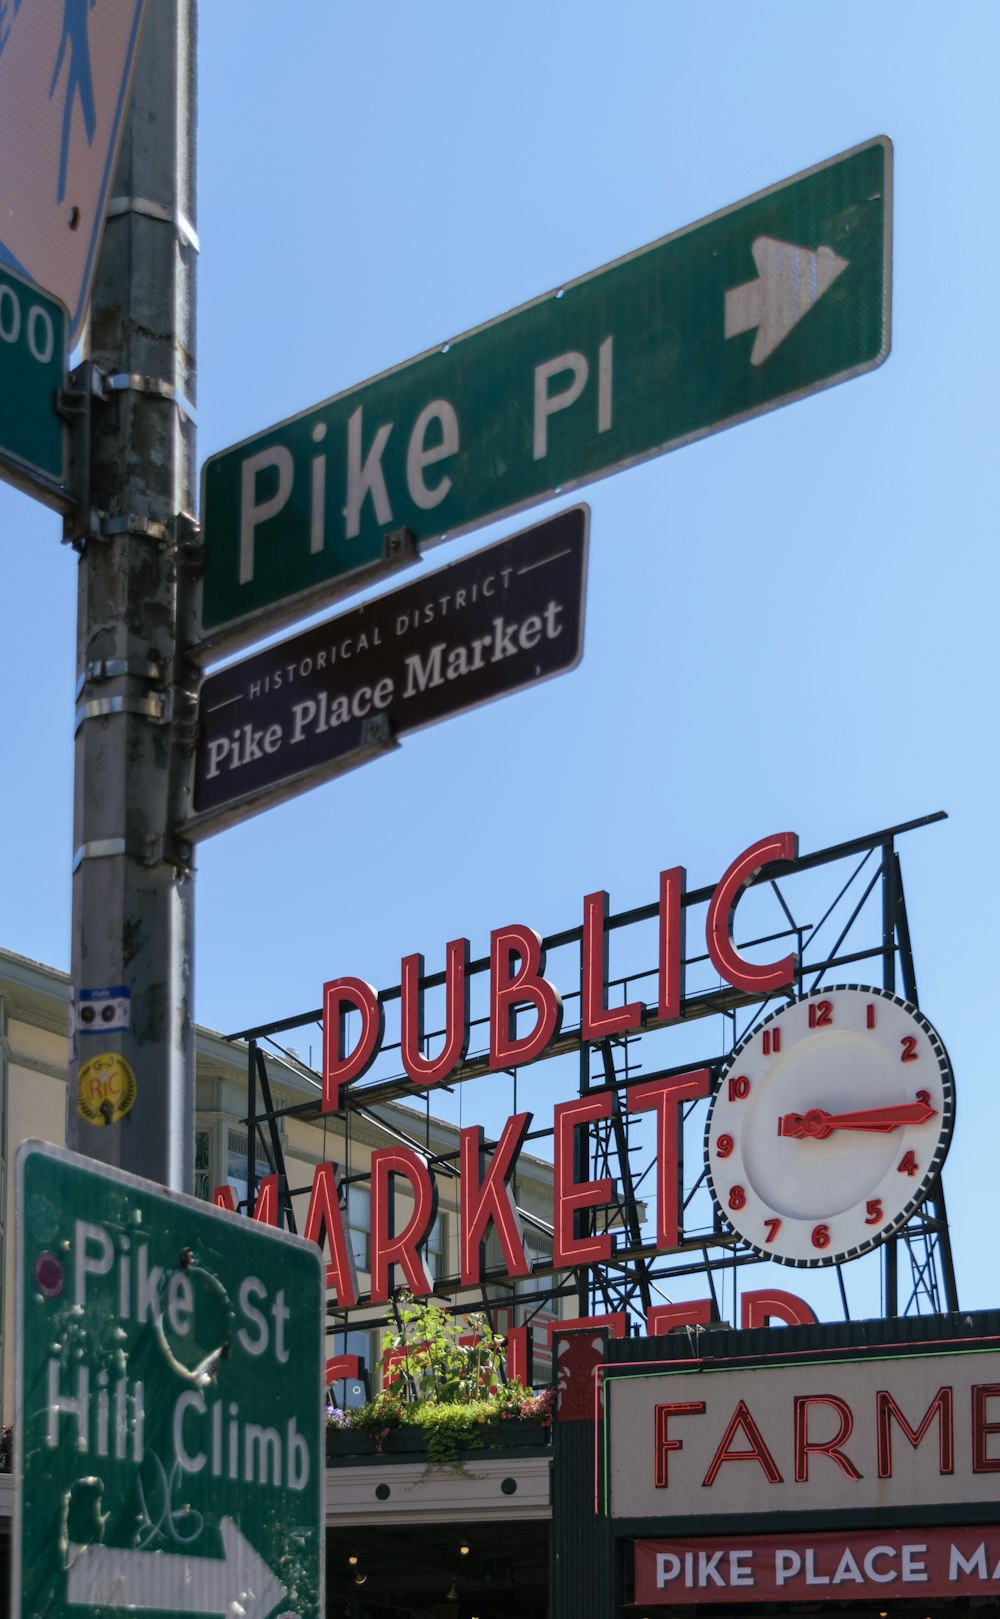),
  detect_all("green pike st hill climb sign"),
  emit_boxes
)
[200,137,891,645]
[14,1141,323,1619]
